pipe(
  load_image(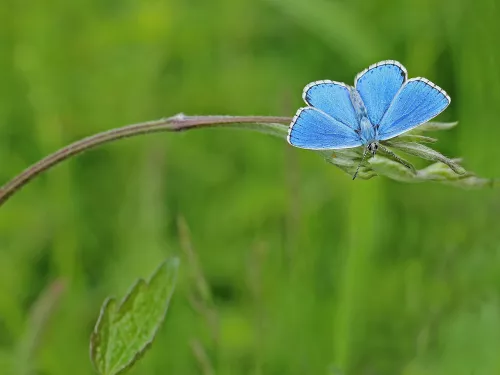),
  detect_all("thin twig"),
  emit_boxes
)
[0,114,291,207]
